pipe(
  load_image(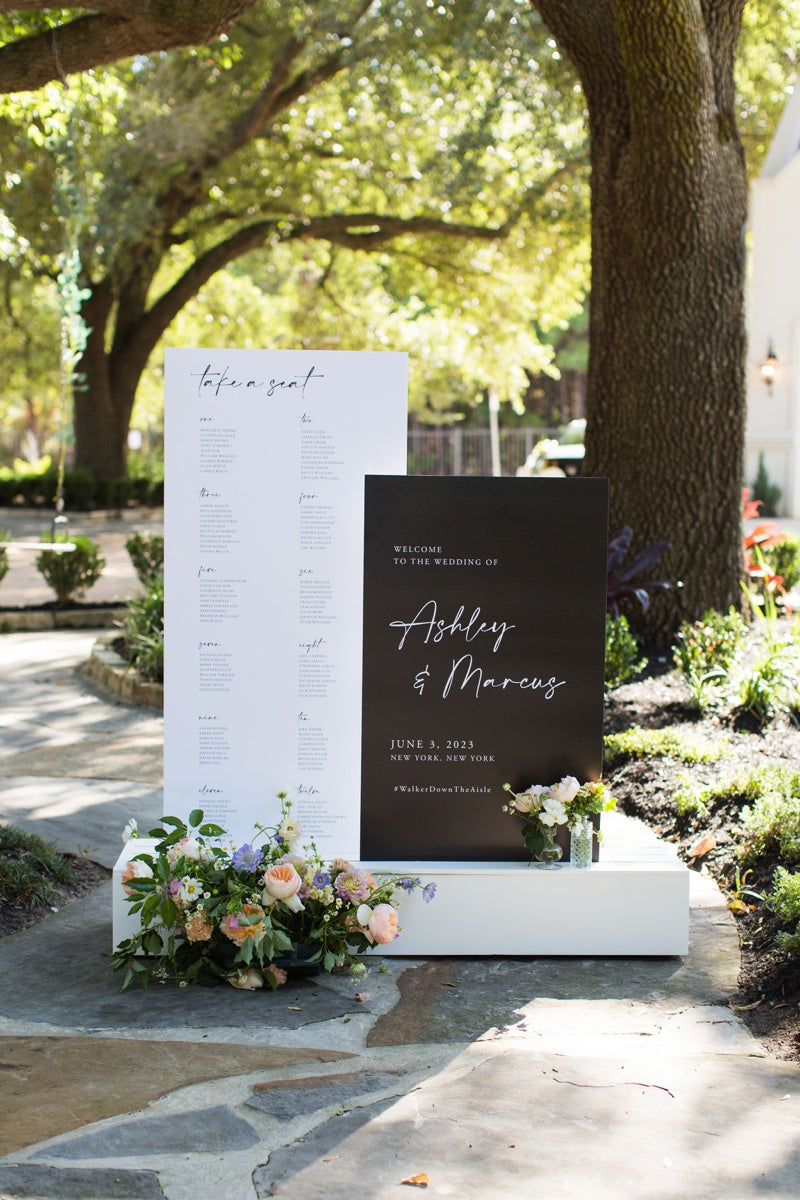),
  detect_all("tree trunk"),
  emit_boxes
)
[535,0,748,640]
[73,284,135,479]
